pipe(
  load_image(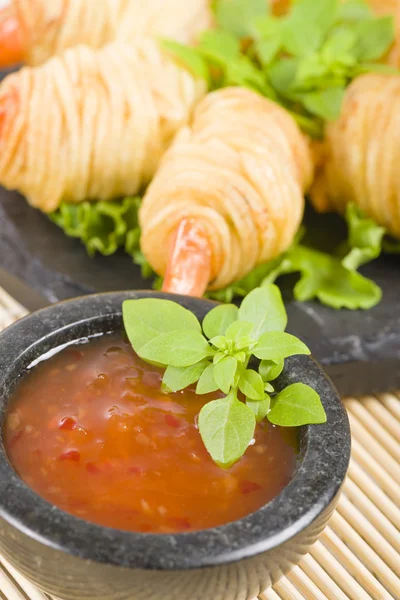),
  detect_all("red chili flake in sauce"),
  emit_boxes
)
[8,429,24,448]
[240,480,262,495]
[168,517,191,531]
[165,414,180,428]
[4,333,298,534]
[59,450,80,462]
[128,466,143,475]
[59,417,76,431]
[86,462,100,474]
